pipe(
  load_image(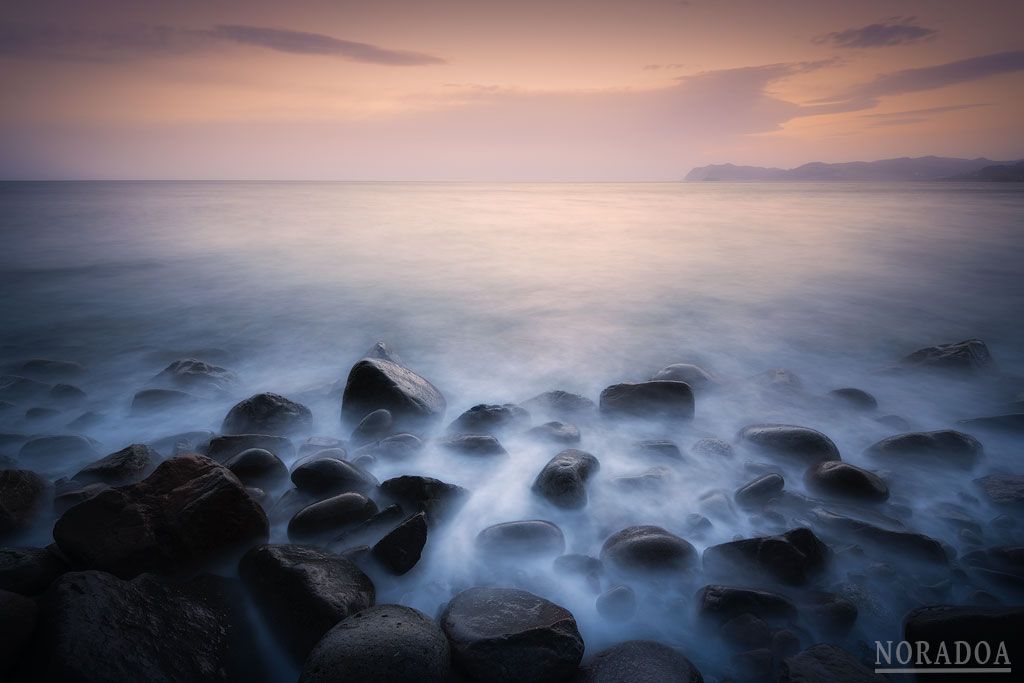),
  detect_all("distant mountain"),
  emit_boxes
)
[941,160,1024,182]
[684,156,1024,182]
